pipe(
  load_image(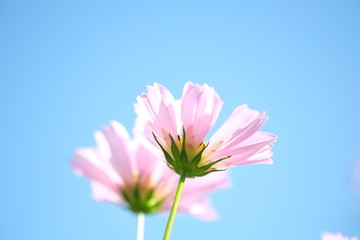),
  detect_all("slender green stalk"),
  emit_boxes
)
[136,212,145,240]
[163,173,187,240]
